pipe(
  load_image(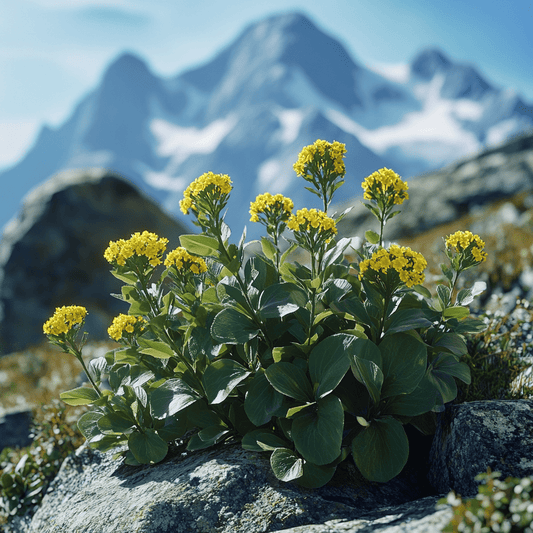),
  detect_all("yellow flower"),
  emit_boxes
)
[179,172,232,215]
[359,245,427,288]
[108,314,147,341]
[249,193,294,222]
[104,231,169,267]
[287,208,337,235]
[445,230,487,263]
[361,168,409,205]
[164,247,208,275]
[293,140,347,178]
[43,306,87,336]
